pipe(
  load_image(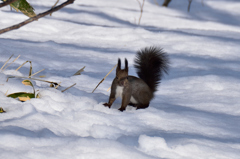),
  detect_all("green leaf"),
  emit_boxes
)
[7,92,35,101]
[9,0,36,18]
[7,92,35,98]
